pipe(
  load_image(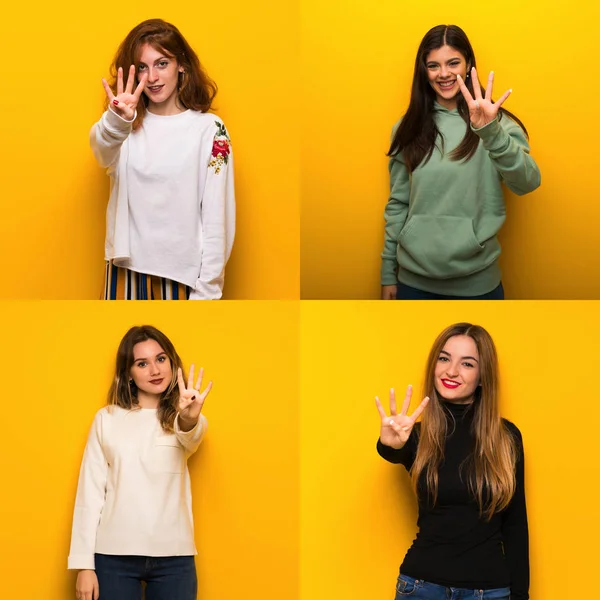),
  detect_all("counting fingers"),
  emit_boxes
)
[389,387,398,416]
[125,64,136,94]
[471,67,482,100]
[410,396,430,421]
[187,364,195,390]
[485,70,494,101]
[456,74,473,103]
[101,78,114,102]
[495,87,512,108]
[177,367,187,396]
[400,384,413,416]
[116,66,124,95]
[134,72,148,99]
[375,396,388,420]
[194,366,204,391]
